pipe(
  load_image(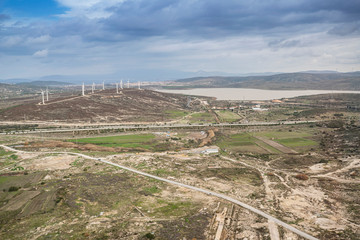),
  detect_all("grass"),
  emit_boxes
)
[218,133,257,147]
[143,185,161,195]
[69,134,156,149]
[0,176,10,185]
[252,130,318,150]
[276,137,318,147]
[165,110,189,118]
[217,133,270,153]
[253,130,312,139]
[215,110,240,122]
[189,112,215,123]
[0,148,12,157]
[155,201,194,217]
